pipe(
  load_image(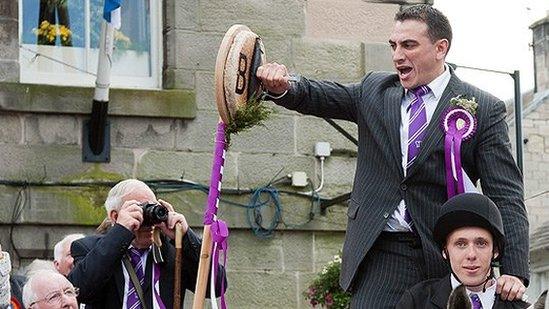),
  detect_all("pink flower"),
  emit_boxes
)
[325,293,334,307]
